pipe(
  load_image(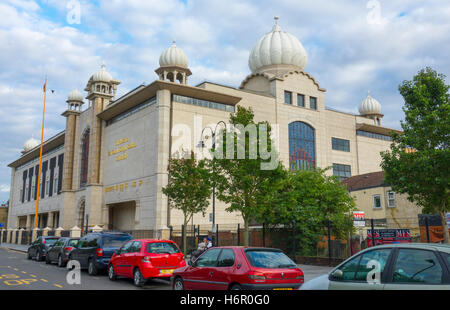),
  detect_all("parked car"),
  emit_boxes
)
[108,239,186,287]
[69,231,133,275]
[300,243,450,290]
[45,237,79,267]
[27,236,60,261]
[171,246,304,290]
